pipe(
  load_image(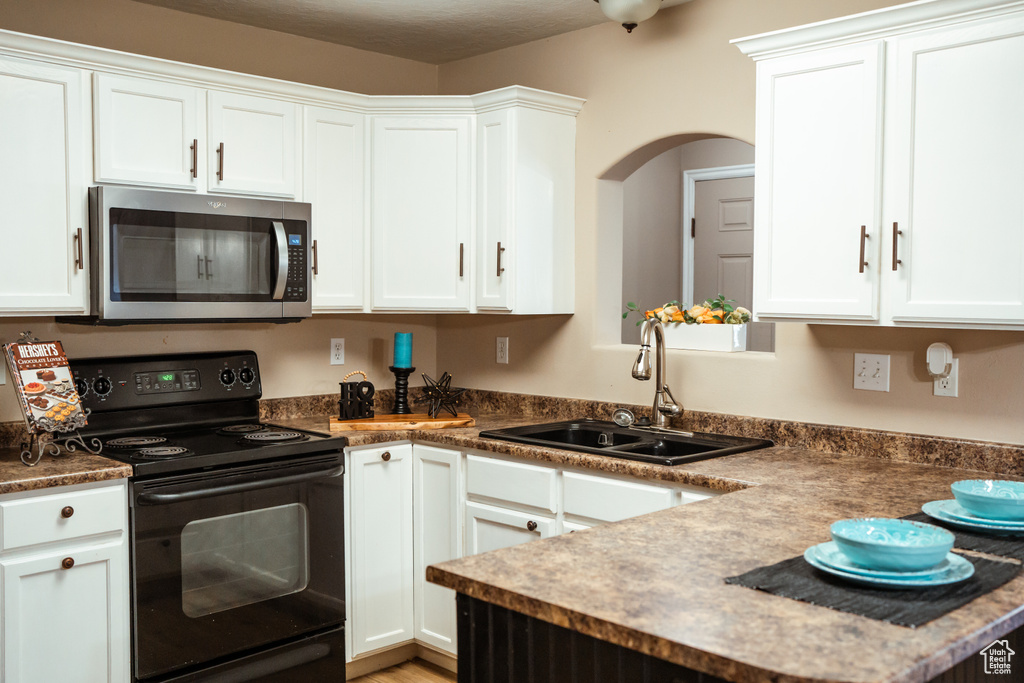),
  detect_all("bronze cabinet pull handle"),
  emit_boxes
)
[61,506,74,519]
[74,228,84,271]
[526,520,538,532]
[892,222,903,271]
[61,557,75,570]
[496,241,505,277]
[859,225,869,274]
[190,139,198,179]
[459,243,464,277]
[381,451,391,462]
[312,239,319,275]
[216,142,225,181]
